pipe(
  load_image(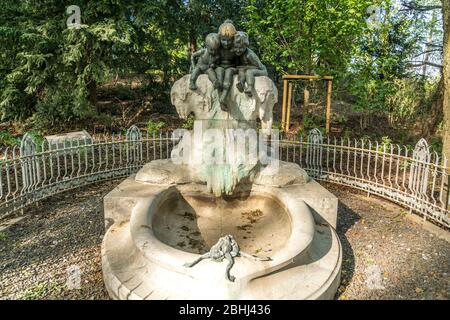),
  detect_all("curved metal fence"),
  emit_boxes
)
[0,126,449,229]
[281,129,449,228]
